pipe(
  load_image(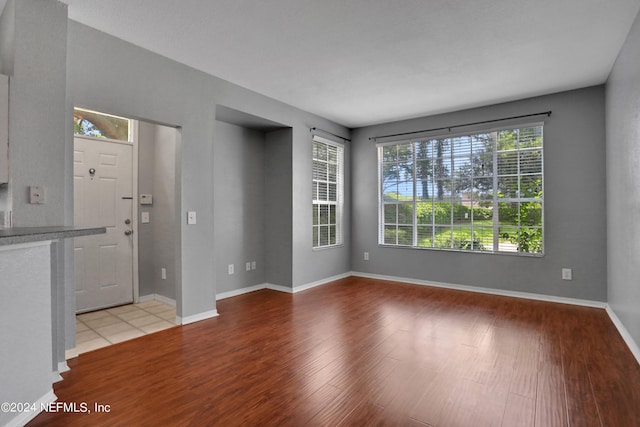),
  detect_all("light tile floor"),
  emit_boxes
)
[76,300,176,355]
